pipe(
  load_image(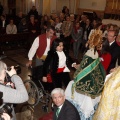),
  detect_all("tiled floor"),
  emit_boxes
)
[2,48,82,120]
